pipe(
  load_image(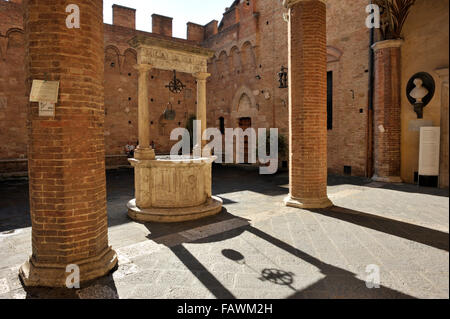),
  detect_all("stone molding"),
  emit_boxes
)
[194,72,211,81]
[284,194,333,209]
[283,0,326,9]
[133,63,153,72]
[435,67,449,84]
[129,35,214,74]
[20,246,117,287]
[372,39,404,51]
